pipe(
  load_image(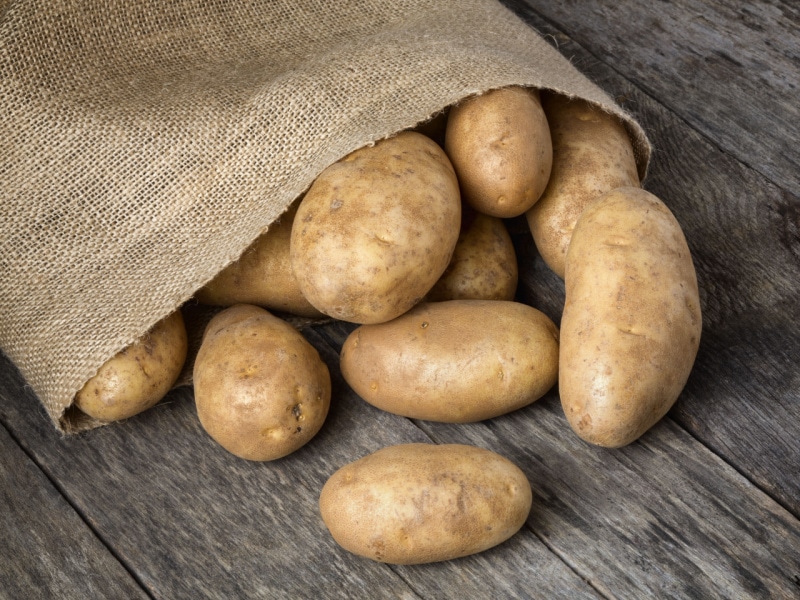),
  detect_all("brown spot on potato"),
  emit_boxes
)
[292,403,304,420]
[578,413,592,431]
